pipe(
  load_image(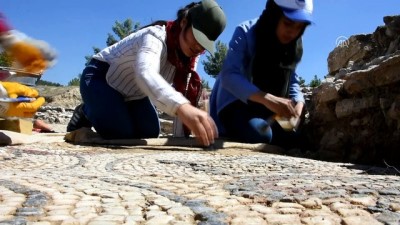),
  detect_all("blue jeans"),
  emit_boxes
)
[218,100,299,149]
[79,59,160,139]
